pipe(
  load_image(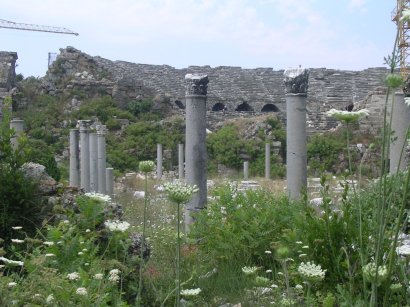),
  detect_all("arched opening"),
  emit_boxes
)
[212,102,225,112]
[235,102,253,112]
[175,100,185,109]
[261,104,279,112]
